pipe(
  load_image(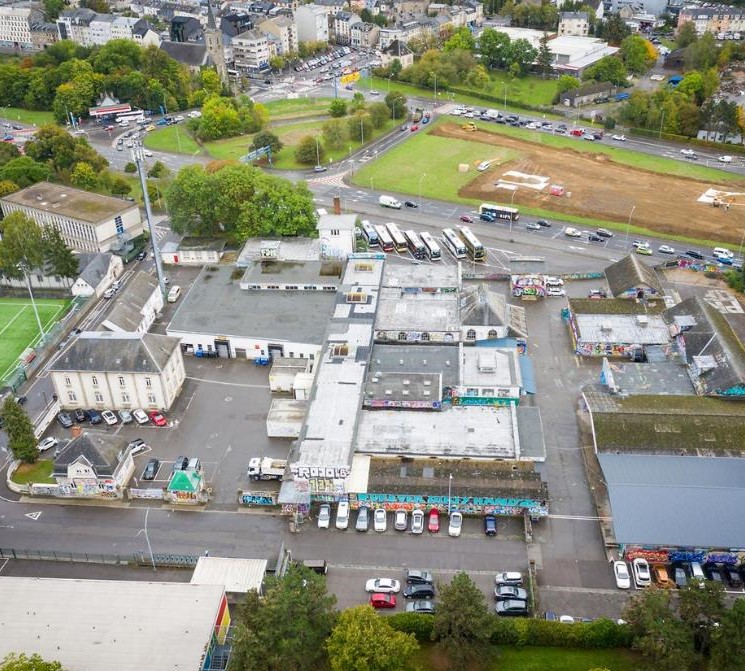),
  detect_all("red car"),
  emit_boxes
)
[370,593,396,609]
[410,124,419,132]
[459,215,473,223]
[148,410,167,427]
[427,508,440,533]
